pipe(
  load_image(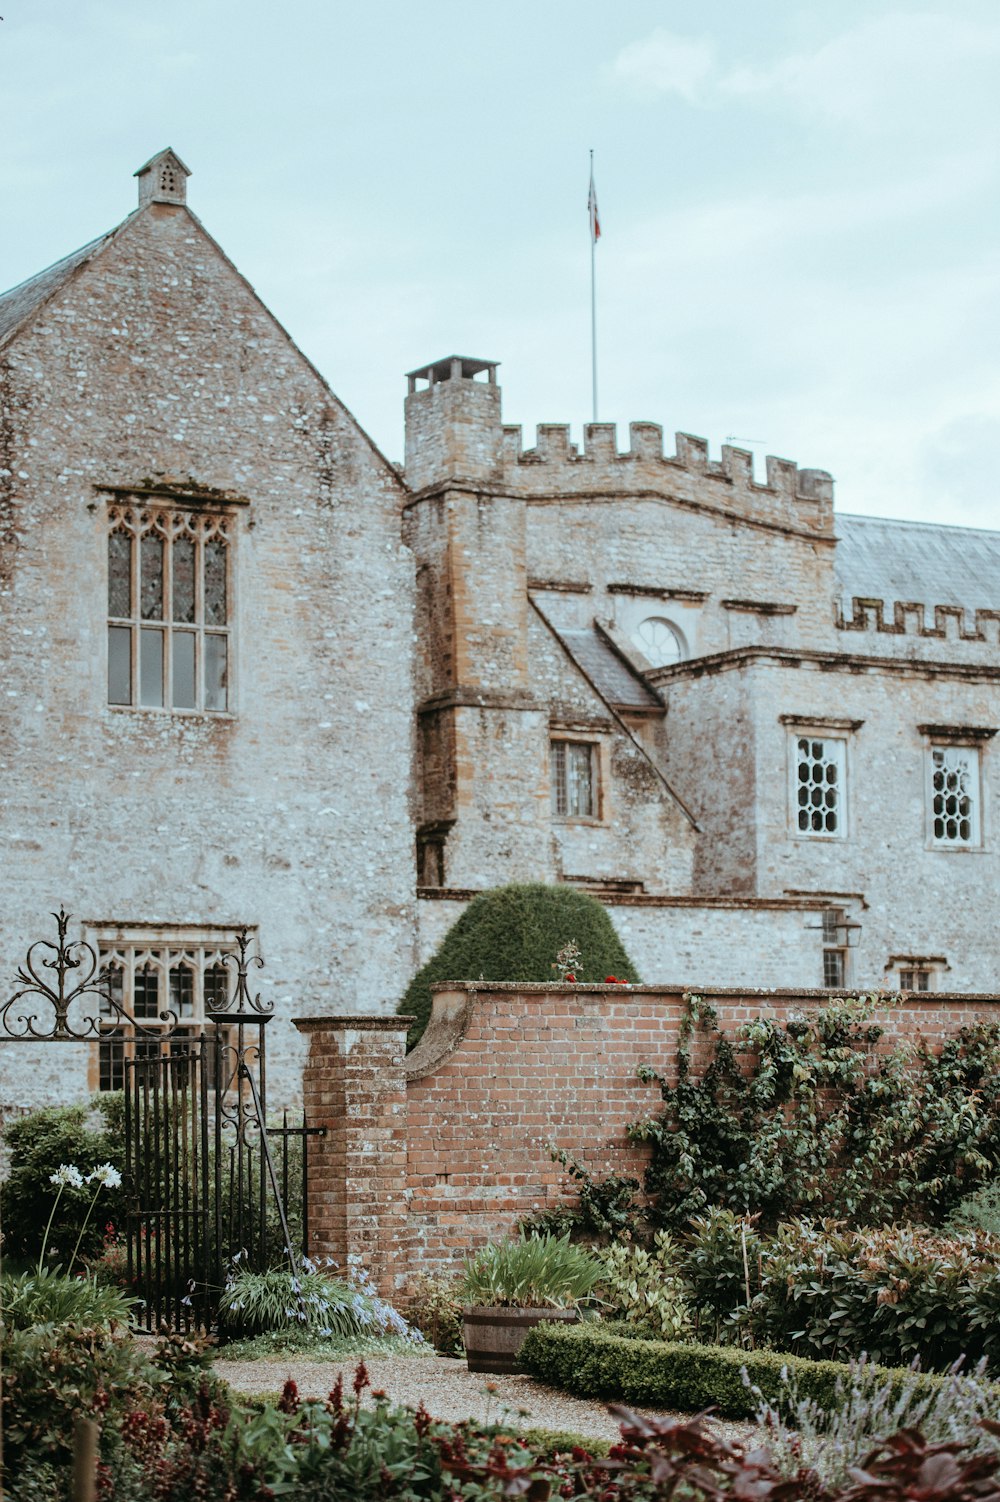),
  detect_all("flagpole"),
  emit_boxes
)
[589,148,598,422]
